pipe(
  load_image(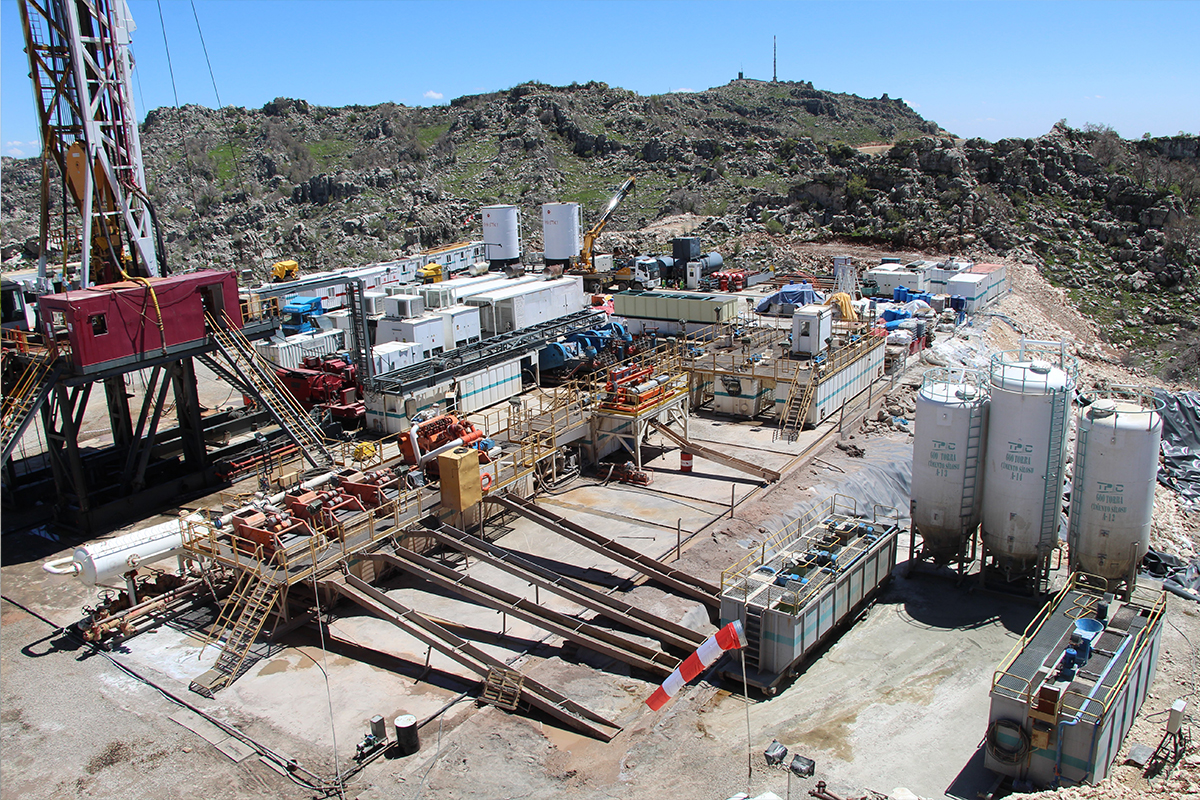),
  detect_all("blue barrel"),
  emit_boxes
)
[893,287,906,302]
[950,295,966,311]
